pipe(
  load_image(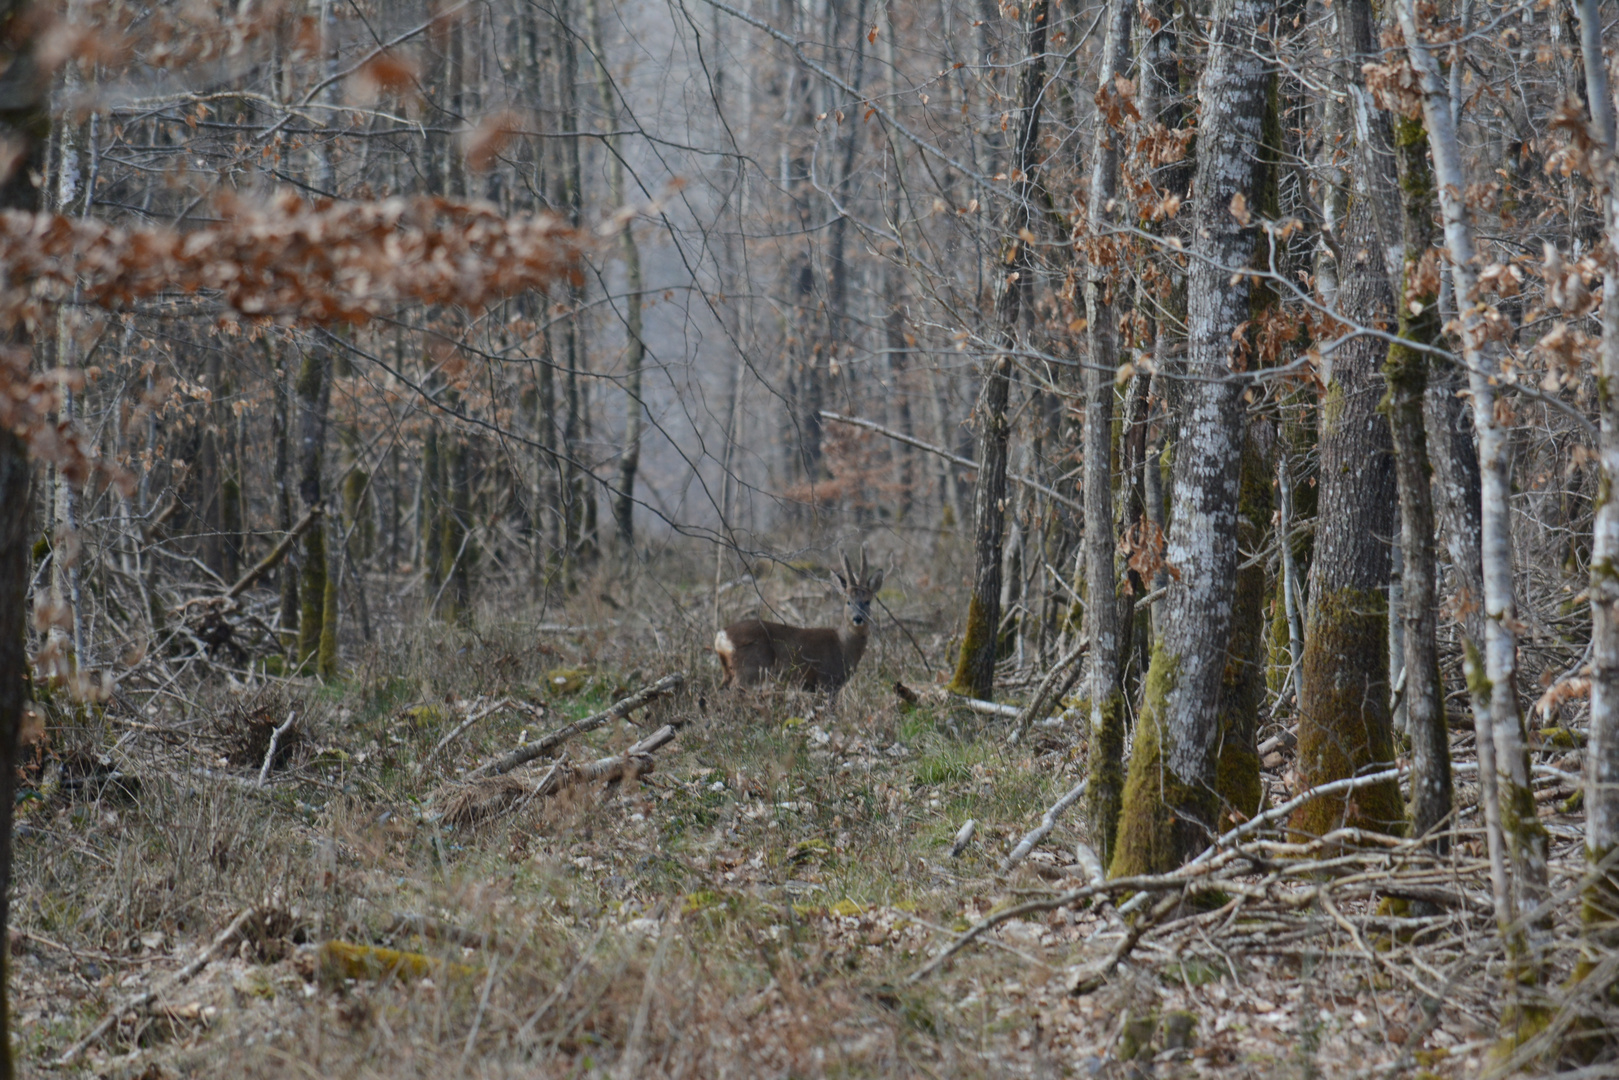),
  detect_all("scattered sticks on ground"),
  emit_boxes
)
[440,678,689,827]
[1007,638,1087,745]
[465,673,685,780]
[56,907,258,1066]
